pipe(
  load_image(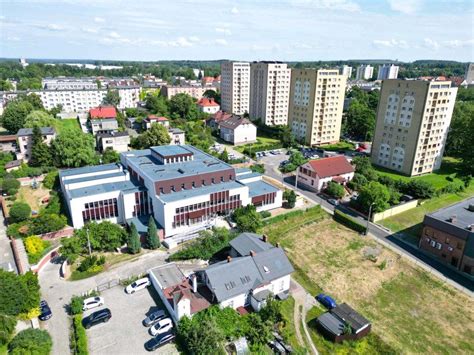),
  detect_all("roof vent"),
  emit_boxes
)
[467,224,473,231]
[448,215,457,223]
[468,204,474,212]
